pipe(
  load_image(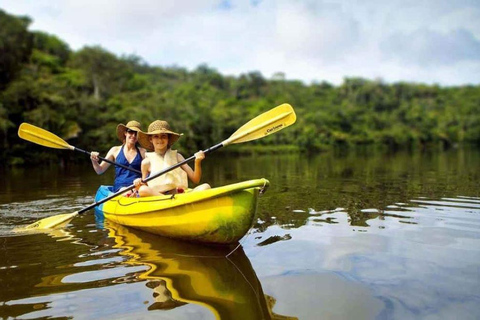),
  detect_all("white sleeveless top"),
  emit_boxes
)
[146,149,188,189]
